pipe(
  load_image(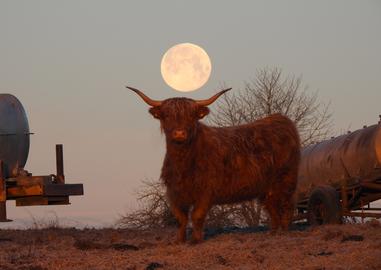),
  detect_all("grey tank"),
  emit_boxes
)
[297,123,381,199]
[0,94,30,178]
